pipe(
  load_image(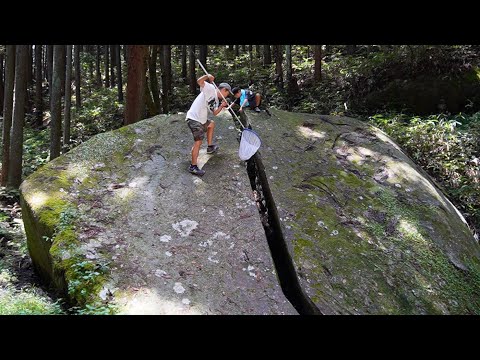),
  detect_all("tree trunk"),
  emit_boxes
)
[235,44,239,57]
[110,45,116,88]
[63,45,72,152]
[255,45,261,58]
[249,45,253,66]
[144,76,156,117]
[286,45,292,84]
[181,44,187,83]
[104,45,110,88]
[116,45,123,102]
[274,45,284,90]
[34,44,43,127]
[199,45,207,67]
[314,45,322,83]
[1,45,15,186]
[124,45,147,125]
[27,45,33,86]
[0,53,4,116]
[43,45,47,81]
[8,45,28,188]
[189,45,196,95]
[148,45,161,114]
[96,45,102,86]
[74,44,81,108]
[263,45,271,67]
[50,45,63,161]
[163,45,171,113]
[346,45,357,55]
[59,45,66,96]
[47,45,53,93]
